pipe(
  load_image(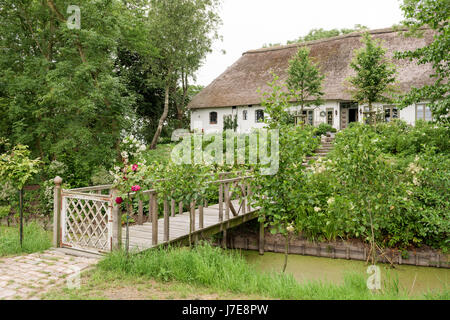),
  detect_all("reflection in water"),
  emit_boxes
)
[241,250,449,295]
